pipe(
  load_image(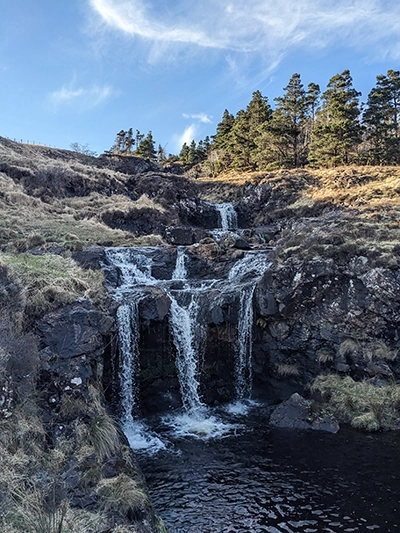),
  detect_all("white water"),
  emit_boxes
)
[235,284,256,399]
[167,291,204,412]
[172,246,187,280]
[229,252,271,399]
[215,202,238,232]
[116,302,140,429]
[105,224,272,447]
